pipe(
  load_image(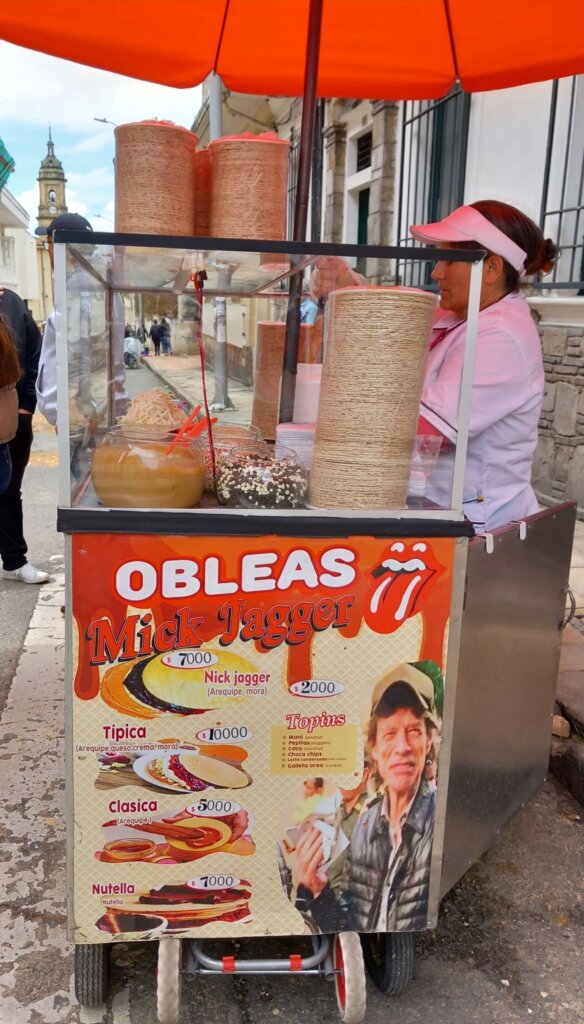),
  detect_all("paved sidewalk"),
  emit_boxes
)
[142,352,254,426]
